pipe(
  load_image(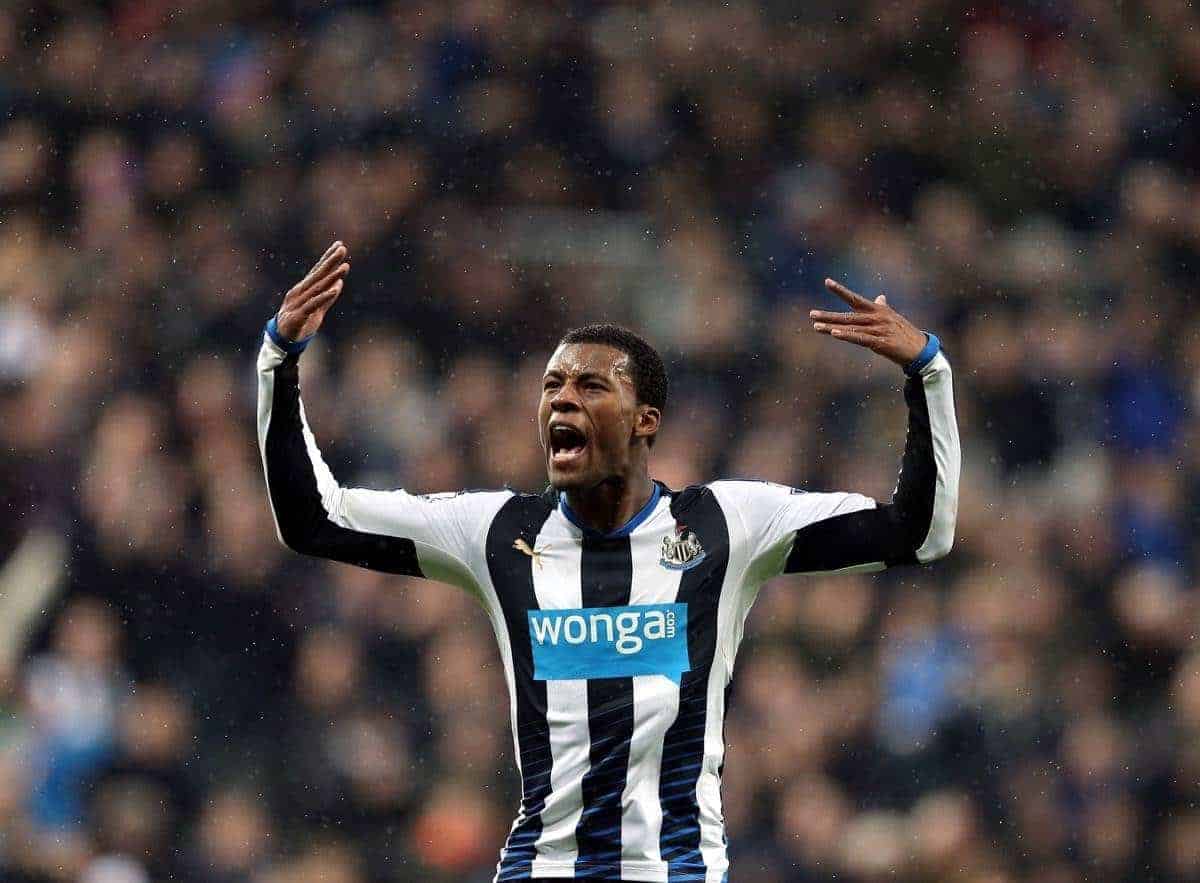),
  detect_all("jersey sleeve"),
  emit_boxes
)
[712,348,959,580]
[255,329,510,590]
